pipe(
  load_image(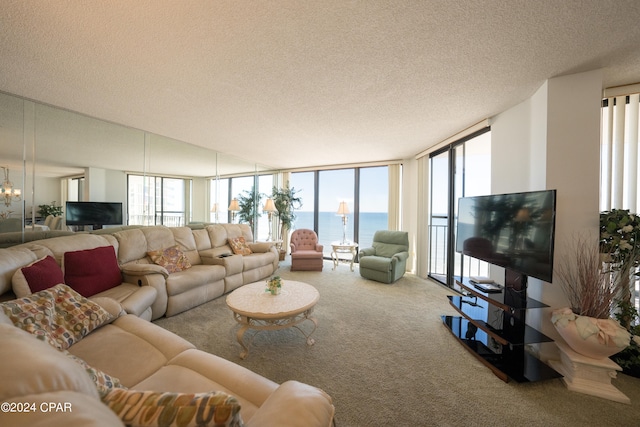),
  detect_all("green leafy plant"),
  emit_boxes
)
[236,187,263,233]
[600,209,640,266]
[272,183,302,242]
[38,201,63,217]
